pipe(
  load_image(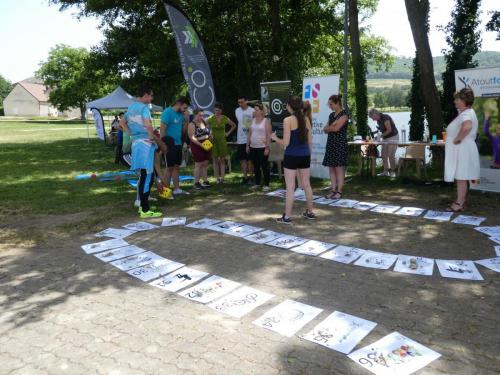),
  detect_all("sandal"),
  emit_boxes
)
[446,202,464,212]
[326,190,342,200]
